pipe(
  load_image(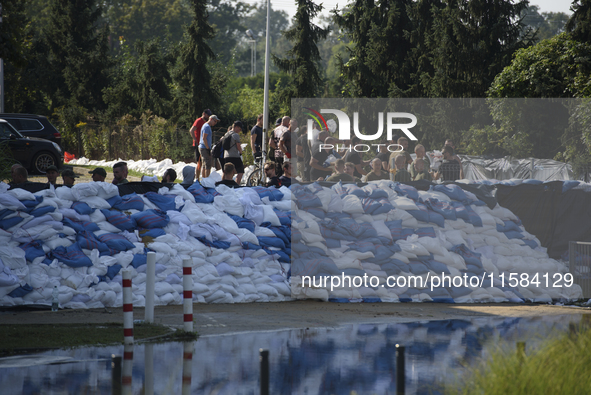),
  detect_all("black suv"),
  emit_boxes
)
[0,113,62,146]
[0,119,64,174]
